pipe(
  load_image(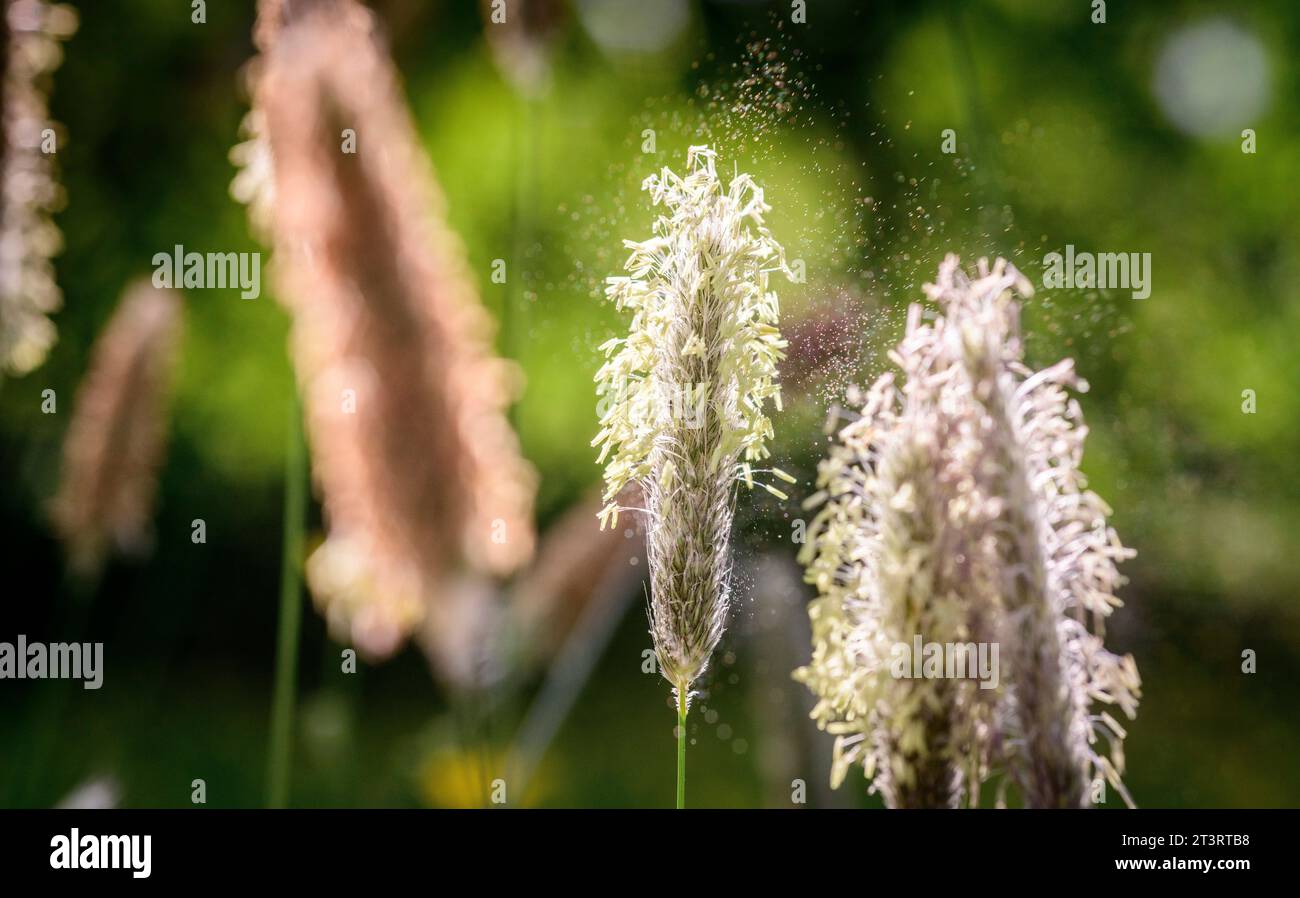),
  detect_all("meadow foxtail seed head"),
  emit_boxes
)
[253,1,536,681]
[0,0,76,376]
[796,255,1140,808]
[594,145,789,699]
[51,282,182,576]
